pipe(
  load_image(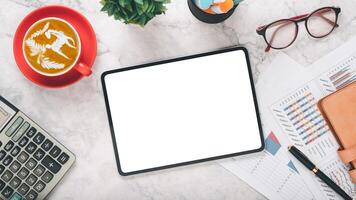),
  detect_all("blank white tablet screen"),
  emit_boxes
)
[104,49,263,174]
